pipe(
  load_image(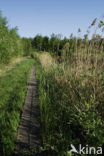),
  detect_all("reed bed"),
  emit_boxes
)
[36,47,104,155]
